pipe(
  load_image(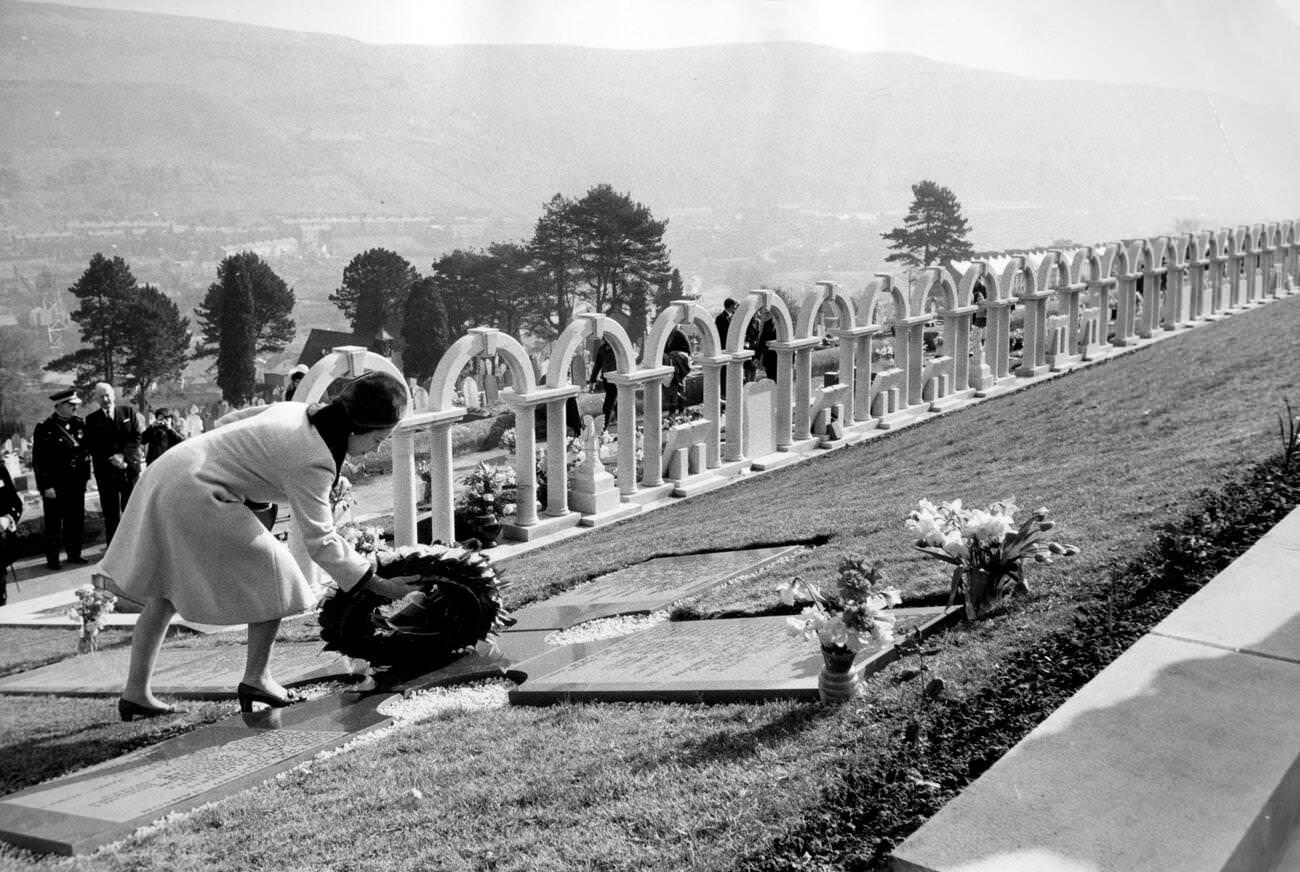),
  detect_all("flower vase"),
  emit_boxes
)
[818,646,861,703]
[77,634,99,655]
[473,512,502,548]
